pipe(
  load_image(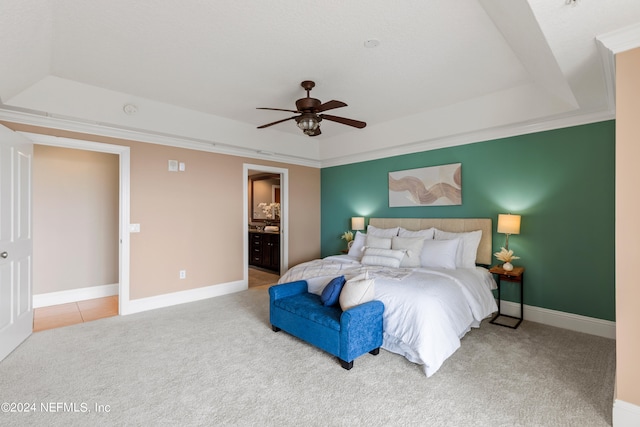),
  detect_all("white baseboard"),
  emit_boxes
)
[33,284,119,308]
[613,399,640,427]
[499,300,616,339]
[121,280,247,315]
